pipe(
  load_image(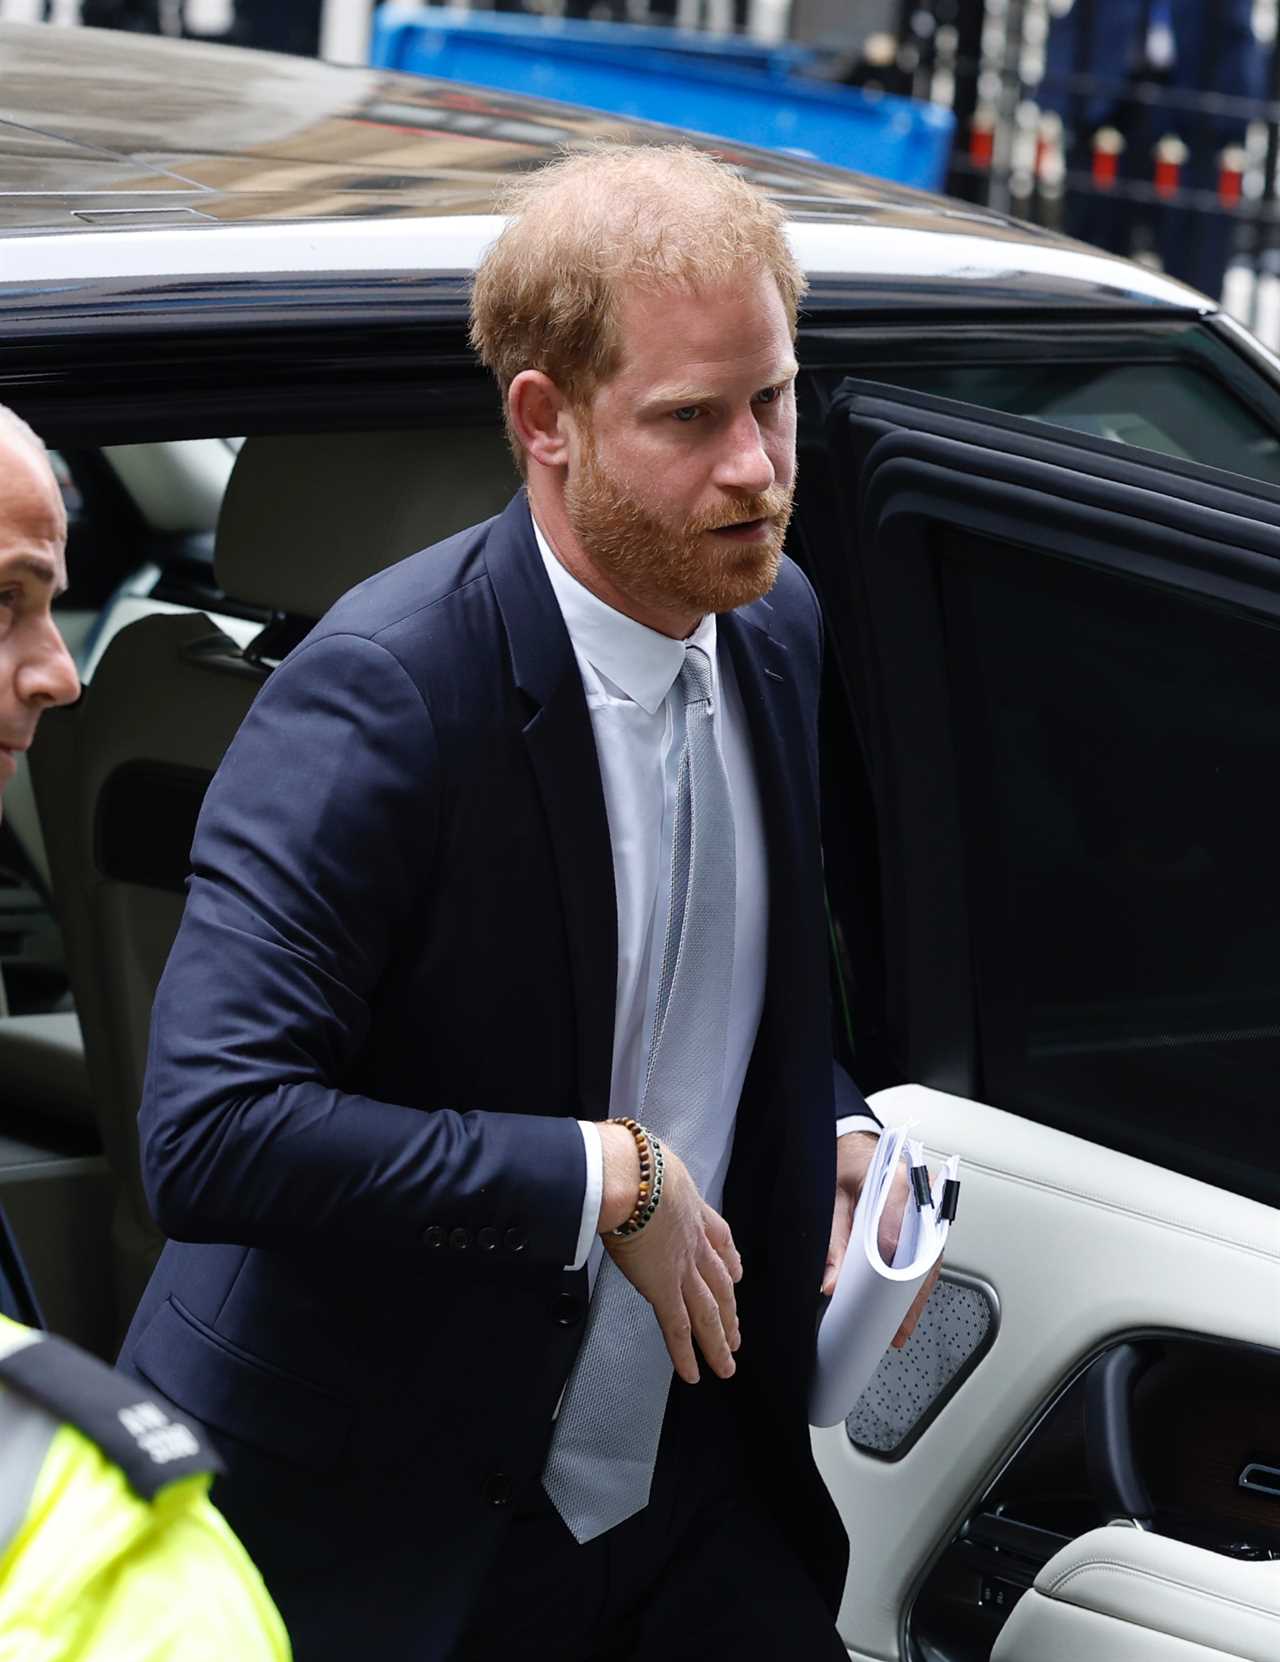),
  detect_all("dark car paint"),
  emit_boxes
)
[0,22,1105,237]
[0,20,1211,343]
